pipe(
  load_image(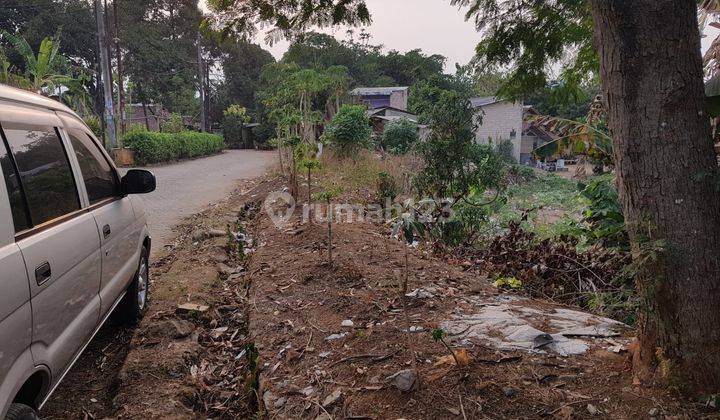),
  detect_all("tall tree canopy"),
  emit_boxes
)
[0,0,97,69]
[118,0,203,116]
[217,39,276,112]
[451,0,596,100]
[281,32,448,88]
[206,0,370,41]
